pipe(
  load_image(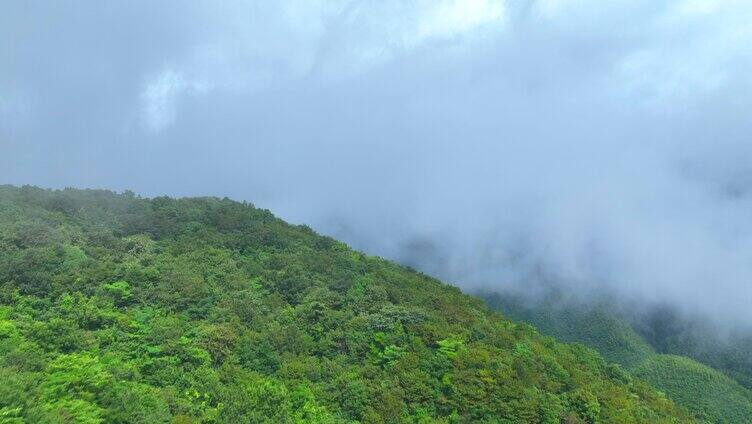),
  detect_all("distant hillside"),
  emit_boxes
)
[634,355,752,424]
[0,185,690,423]
[485,292,752,423]
[634,305,752,390]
